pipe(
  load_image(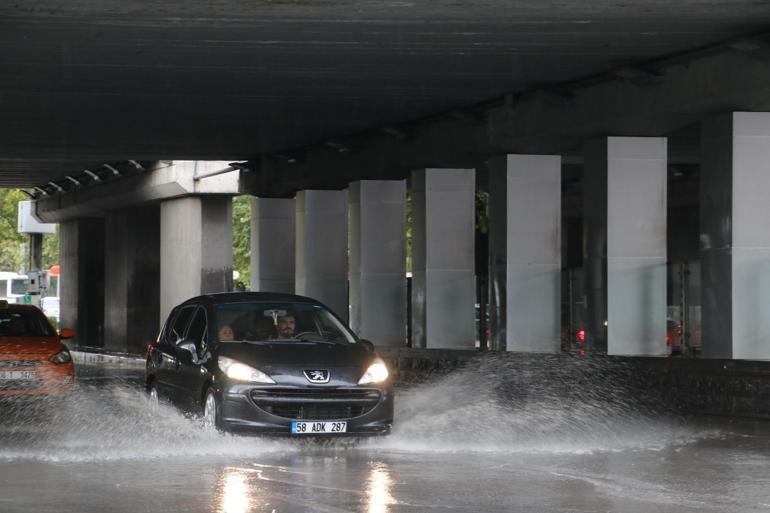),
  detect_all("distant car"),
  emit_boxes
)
[146,292,393,436]
[0,301,75,400]
[40,296,60,324]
